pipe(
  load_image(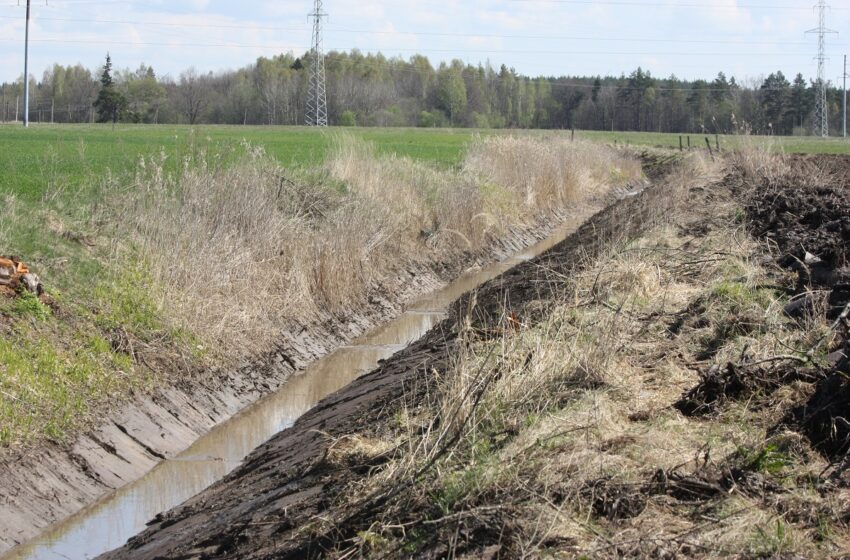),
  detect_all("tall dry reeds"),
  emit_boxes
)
[109,134,641,361]
[464,135,642,210]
